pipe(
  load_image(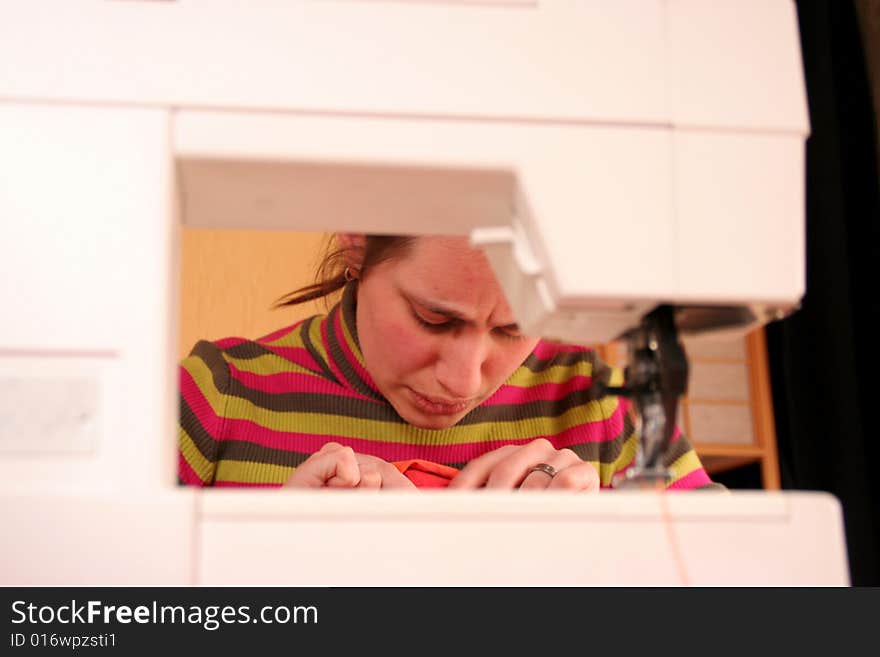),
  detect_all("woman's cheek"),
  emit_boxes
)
[380,320,435,370]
